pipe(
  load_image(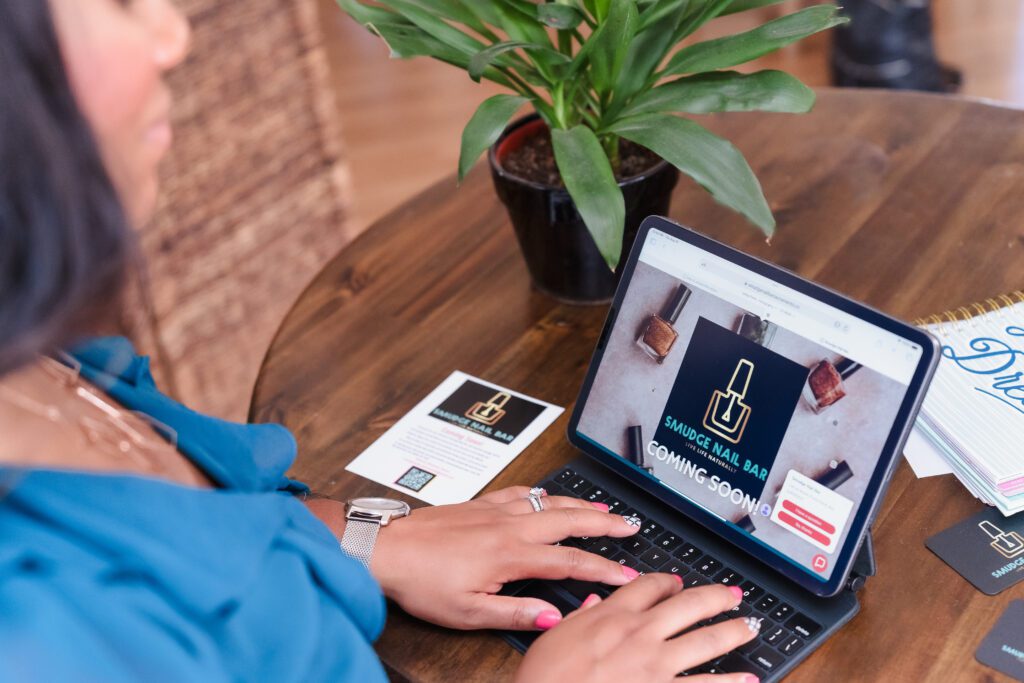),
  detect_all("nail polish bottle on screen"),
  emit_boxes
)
[637,283,691,363]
